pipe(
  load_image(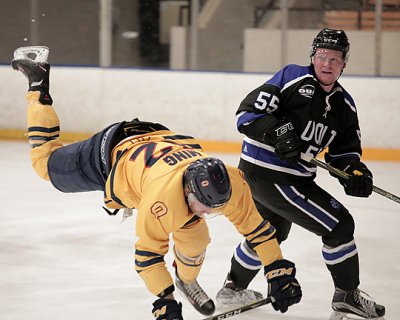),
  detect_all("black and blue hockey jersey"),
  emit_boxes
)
[236,64,362,185]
